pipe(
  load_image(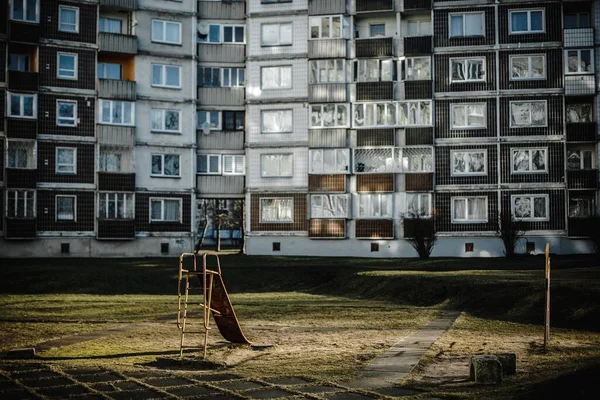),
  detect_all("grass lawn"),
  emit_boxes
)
[0,252,599,398]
